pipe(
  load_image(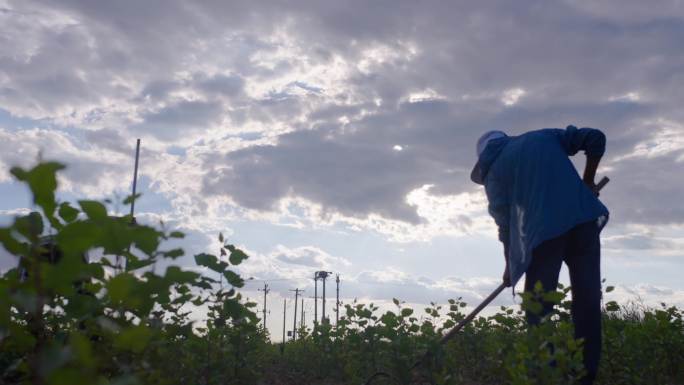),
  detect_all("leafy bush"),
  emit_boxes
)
[1,162,682,385]
[0,162,264,385]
